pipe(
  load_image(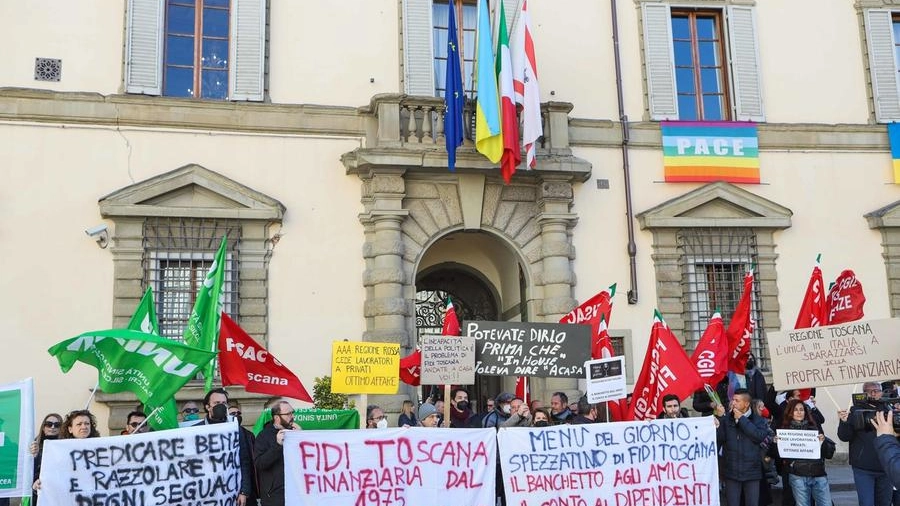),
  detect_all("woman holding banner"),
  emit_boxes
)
[30,413,62,506]
[32,410,99,500]
[773,399,832,506]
